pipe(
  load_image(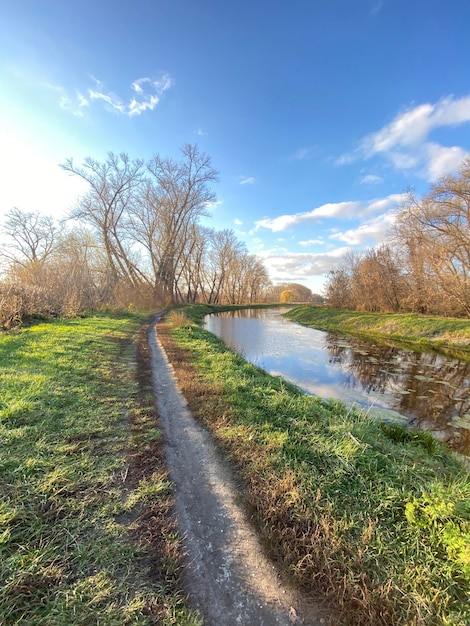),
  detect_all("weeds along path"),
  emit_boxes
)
[148,314,326,626]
